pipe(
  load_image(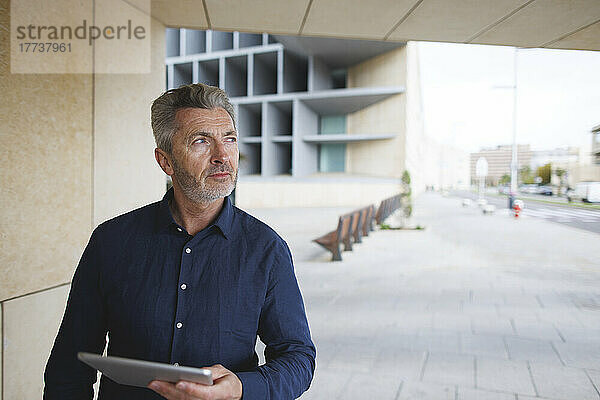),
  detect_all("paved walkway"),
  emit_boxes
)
[247,192,600,400]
